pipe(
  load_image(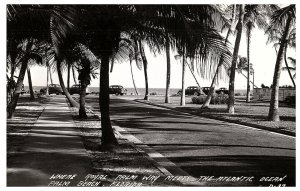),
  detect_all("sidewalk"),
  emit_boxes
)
[7,97,94,186]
